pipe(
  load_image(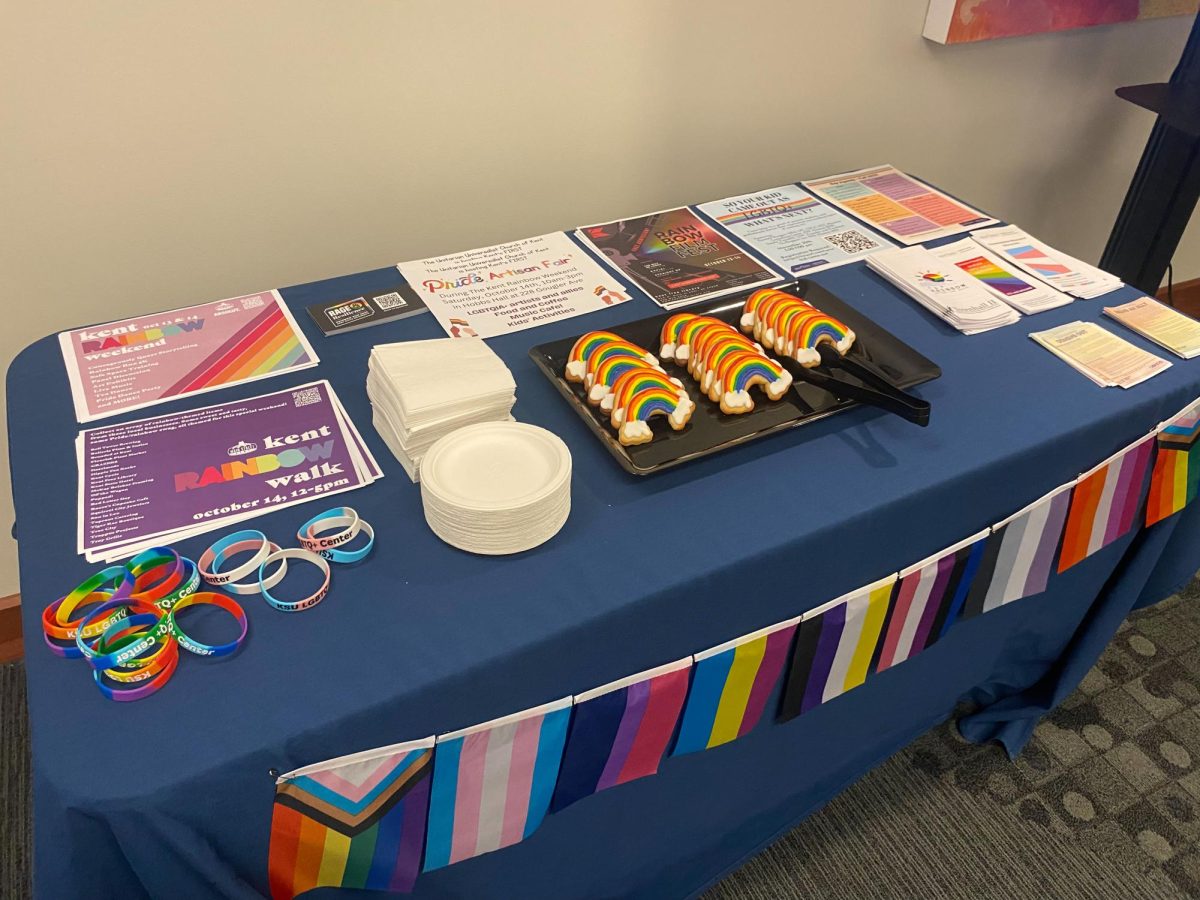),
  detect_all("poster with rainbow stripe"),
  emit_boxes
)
[59,290,318,422]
